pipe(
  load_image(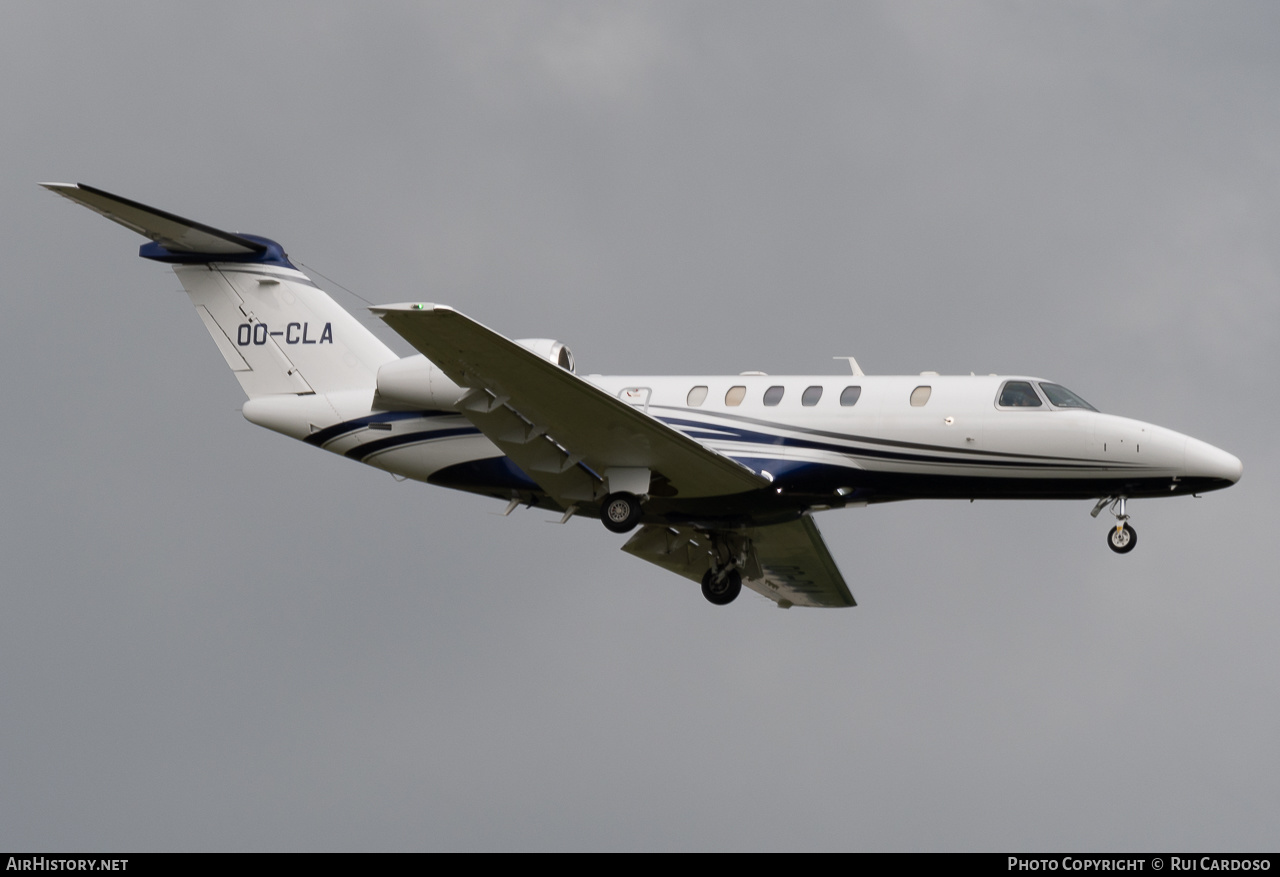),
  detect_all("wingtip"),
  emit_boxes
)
[369,302,452,317]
